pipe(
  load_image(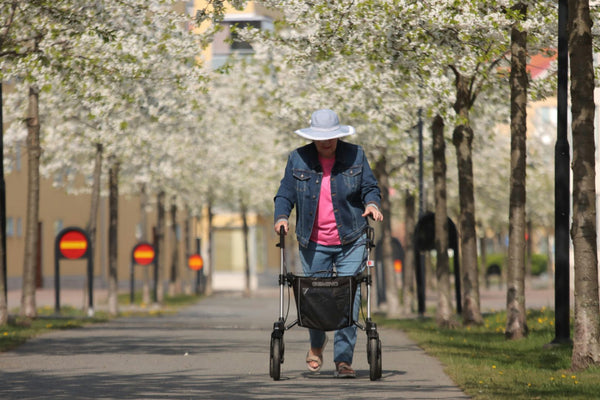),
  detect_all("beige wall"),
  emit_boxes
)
[5,141,280,293]
[4,1,282,294]
[5,143,196,290]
